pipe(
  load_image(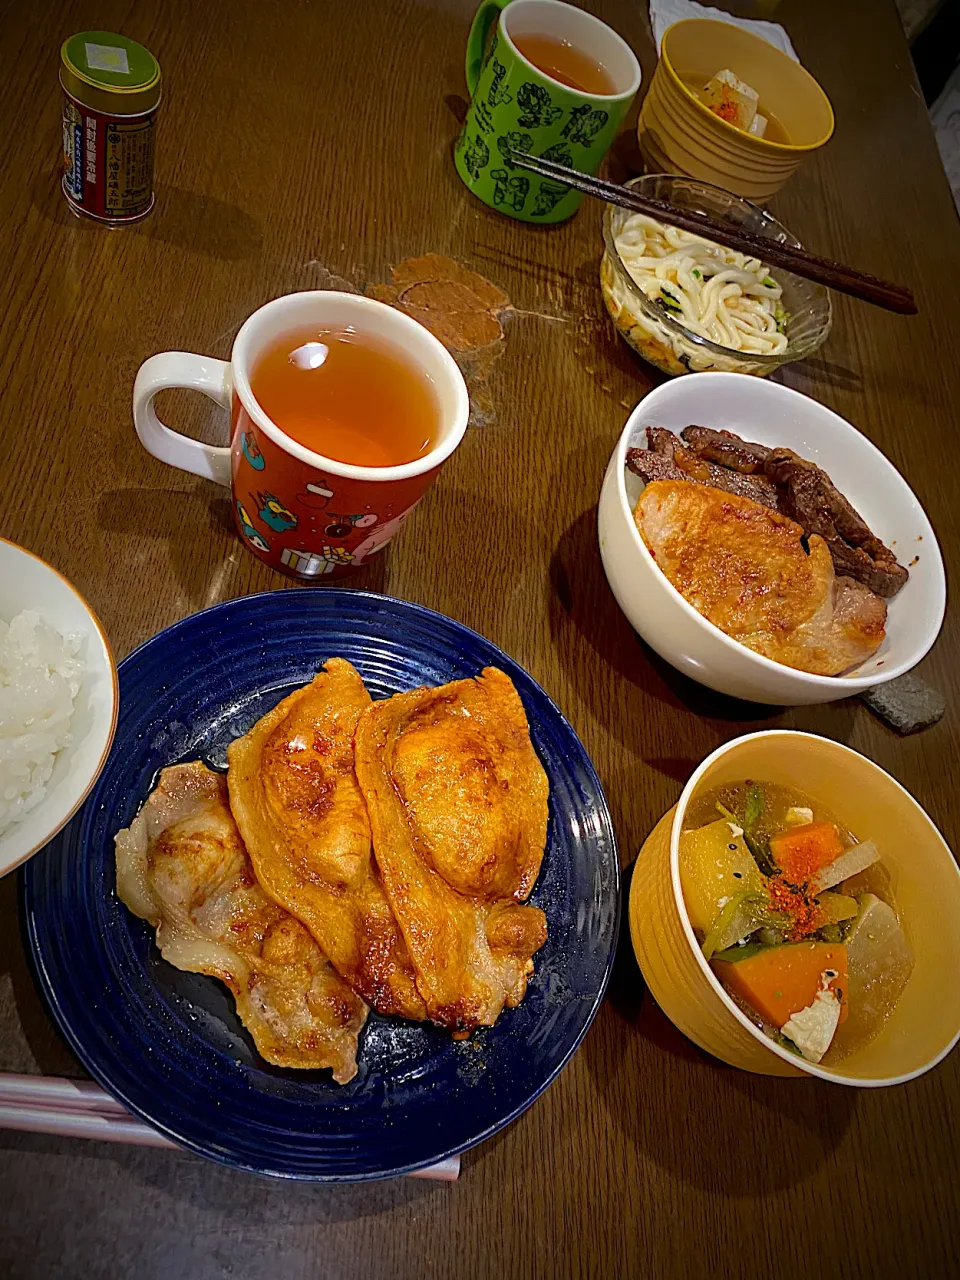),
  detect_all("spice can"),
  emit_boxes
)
[60,31,161,225]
